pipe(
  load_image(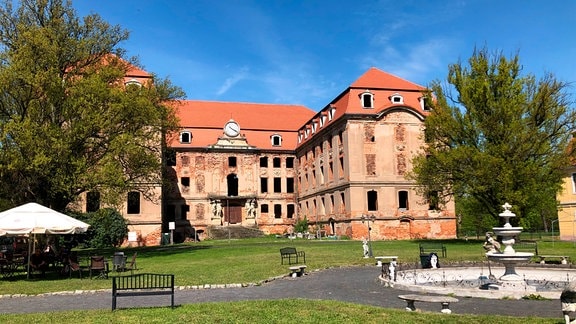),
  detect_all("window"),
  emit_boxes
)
[274,204,282,218]
[287,204,295,219]
[572,173,576,193]
[180,205,190,220]
[127,191,140,214]
[260,177,268,193]
[328,105,336,120]
[165,149,176,166]
[287,177,294,193]
[399,190,409,210]
[428,191,439,210]
[228,156,237,167]
[181,177,190,187]
[367,190,378,211]
[181,155,190,166]
[360,90,374,108]
[86,191,100,213]
[286,157,294,168]
[420,96,432,111]
[125,79,142,87]
[260,157,268,168]
[180,131,191,143]
[261,204,269,213]
[227,174,238,196]
[271,134,282,146]
[390,93,404,104]
[274,177,282,193]
[273,157,281,168]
